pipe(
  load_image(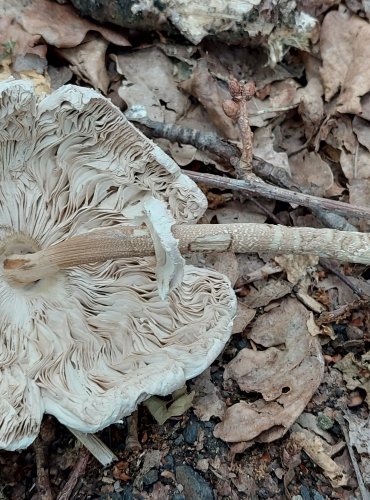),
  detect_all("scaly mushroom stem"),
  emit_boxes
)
[4,223,370,285]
